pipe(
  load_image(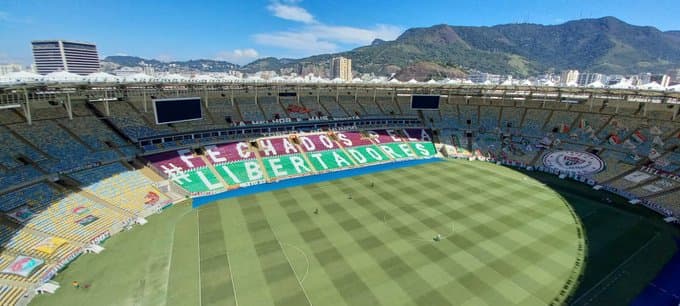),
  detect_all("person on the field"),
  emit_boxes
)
[313,208,319,215]
[348,193,352,199]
